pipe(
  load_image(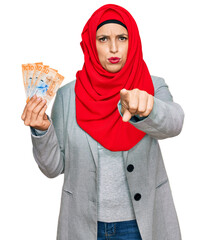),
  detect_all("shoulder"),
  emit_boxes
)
[56,79,76,96]
[151,75,168,91]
